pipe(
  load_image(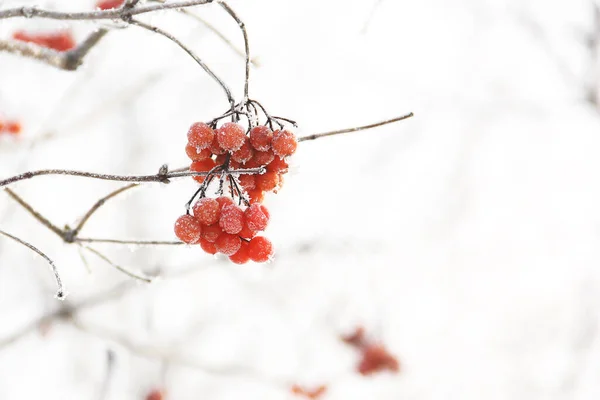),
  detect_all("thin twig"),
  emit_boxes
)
[128,18,235,111]
[76,238,183,246]
[297,112,414,142]
[0,229,66,300]
[0,1,214,20]
[4,188,64,238]
[217,1,250,101]
[96,350,116,400]
[82,245,154,283]
[73,183,139,236]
